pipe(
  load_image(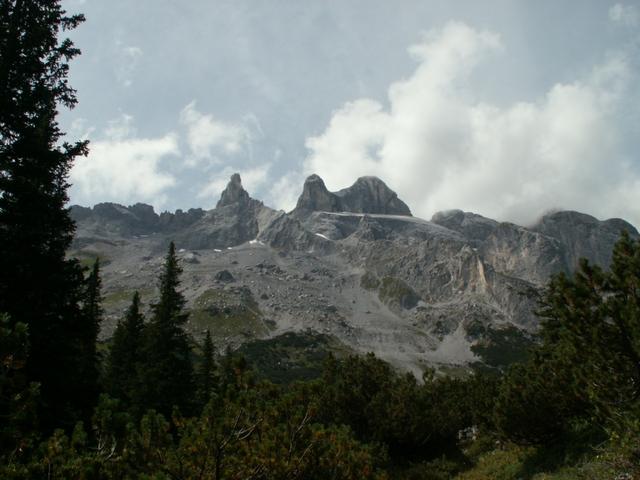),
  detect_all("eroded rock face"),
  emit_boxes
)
[258,212,333,254]
[70,173,277,250]
[532,211,638,271]
[429,209,633,285]
[69,173,638,375]
[176,173,278,249]
[292,174,342,218]
[335,176,411,216]
[292,174,411,218]
[69,202,204,238]
[431,210,498,243]
[217,173,250,208]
